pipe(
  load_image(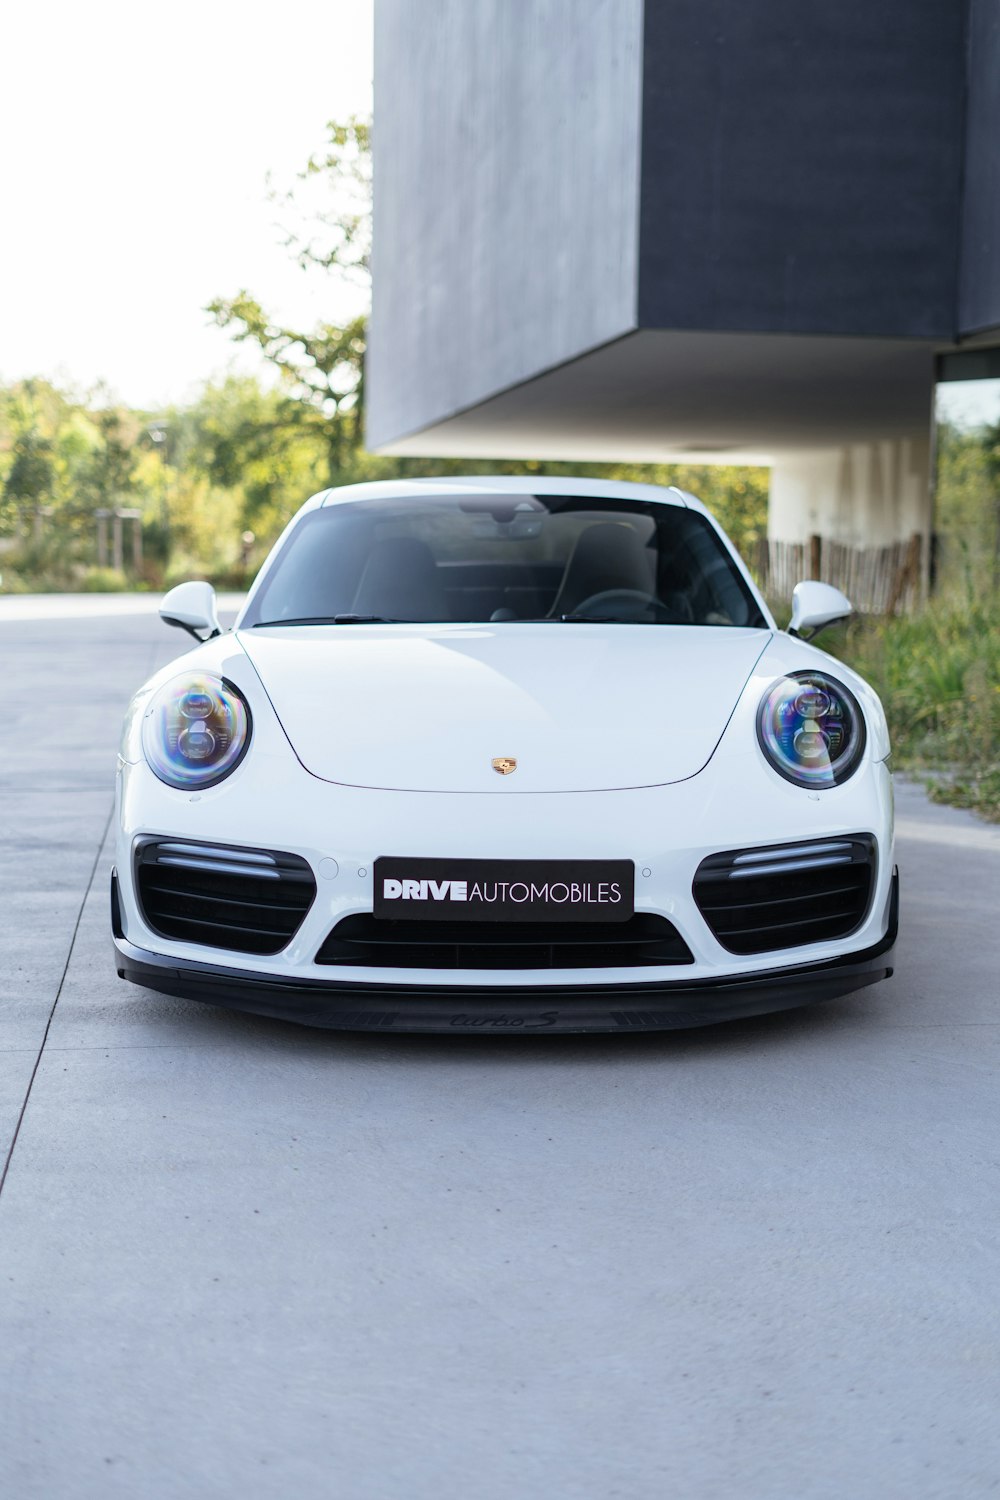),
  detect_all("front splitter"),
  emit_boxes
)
[113,927,896,1034]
